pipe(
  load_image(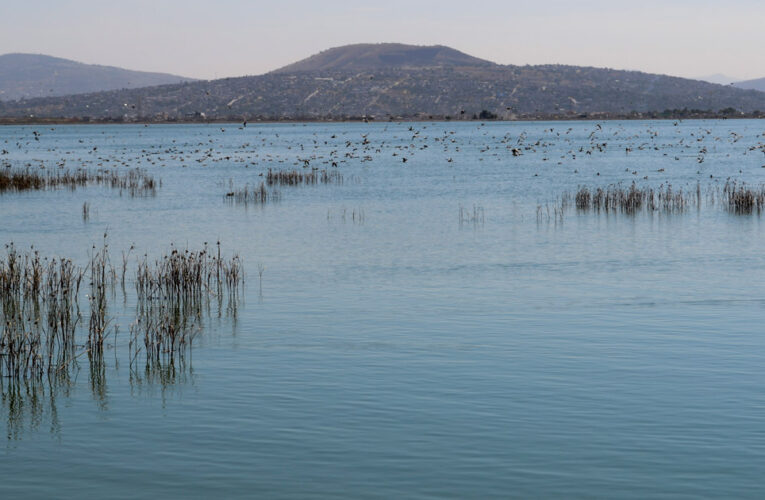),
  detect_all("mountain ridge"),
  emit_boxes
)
[1,44,764,121]
[0,53,195,101]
